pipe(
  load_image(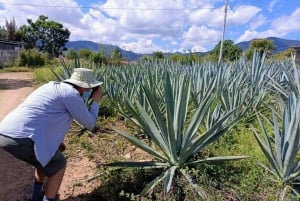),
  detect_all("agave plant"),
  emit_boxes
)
[252,93,300,200]
[107,72,249,199]
[252,56,300,200]
[264,55,295,99]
